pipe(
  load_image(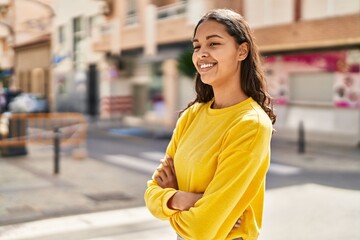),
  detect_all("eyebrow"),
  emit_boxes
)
[192,34,224,42]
